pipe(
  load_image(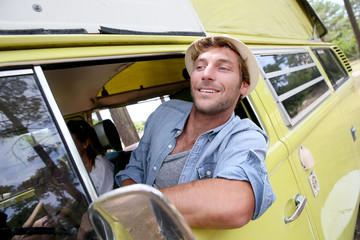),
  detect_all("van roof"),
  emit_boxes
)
[0,0,326,41]
[192,0,327,41]
[0,0,206,37]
